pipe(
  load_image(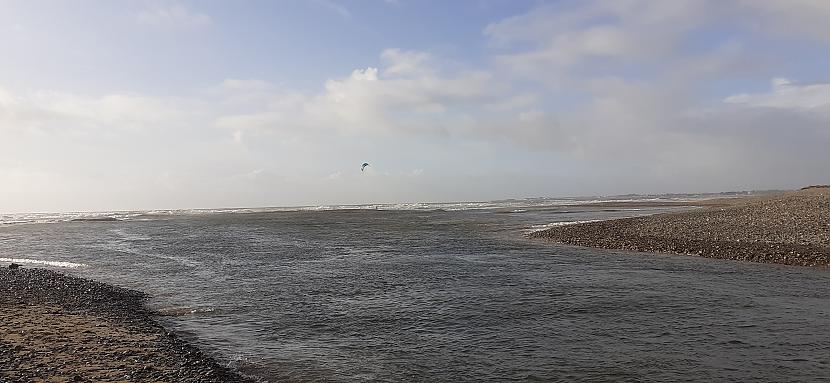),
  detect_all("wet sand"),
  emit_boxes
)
[0,267,251,382]
[531,187,830,267]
